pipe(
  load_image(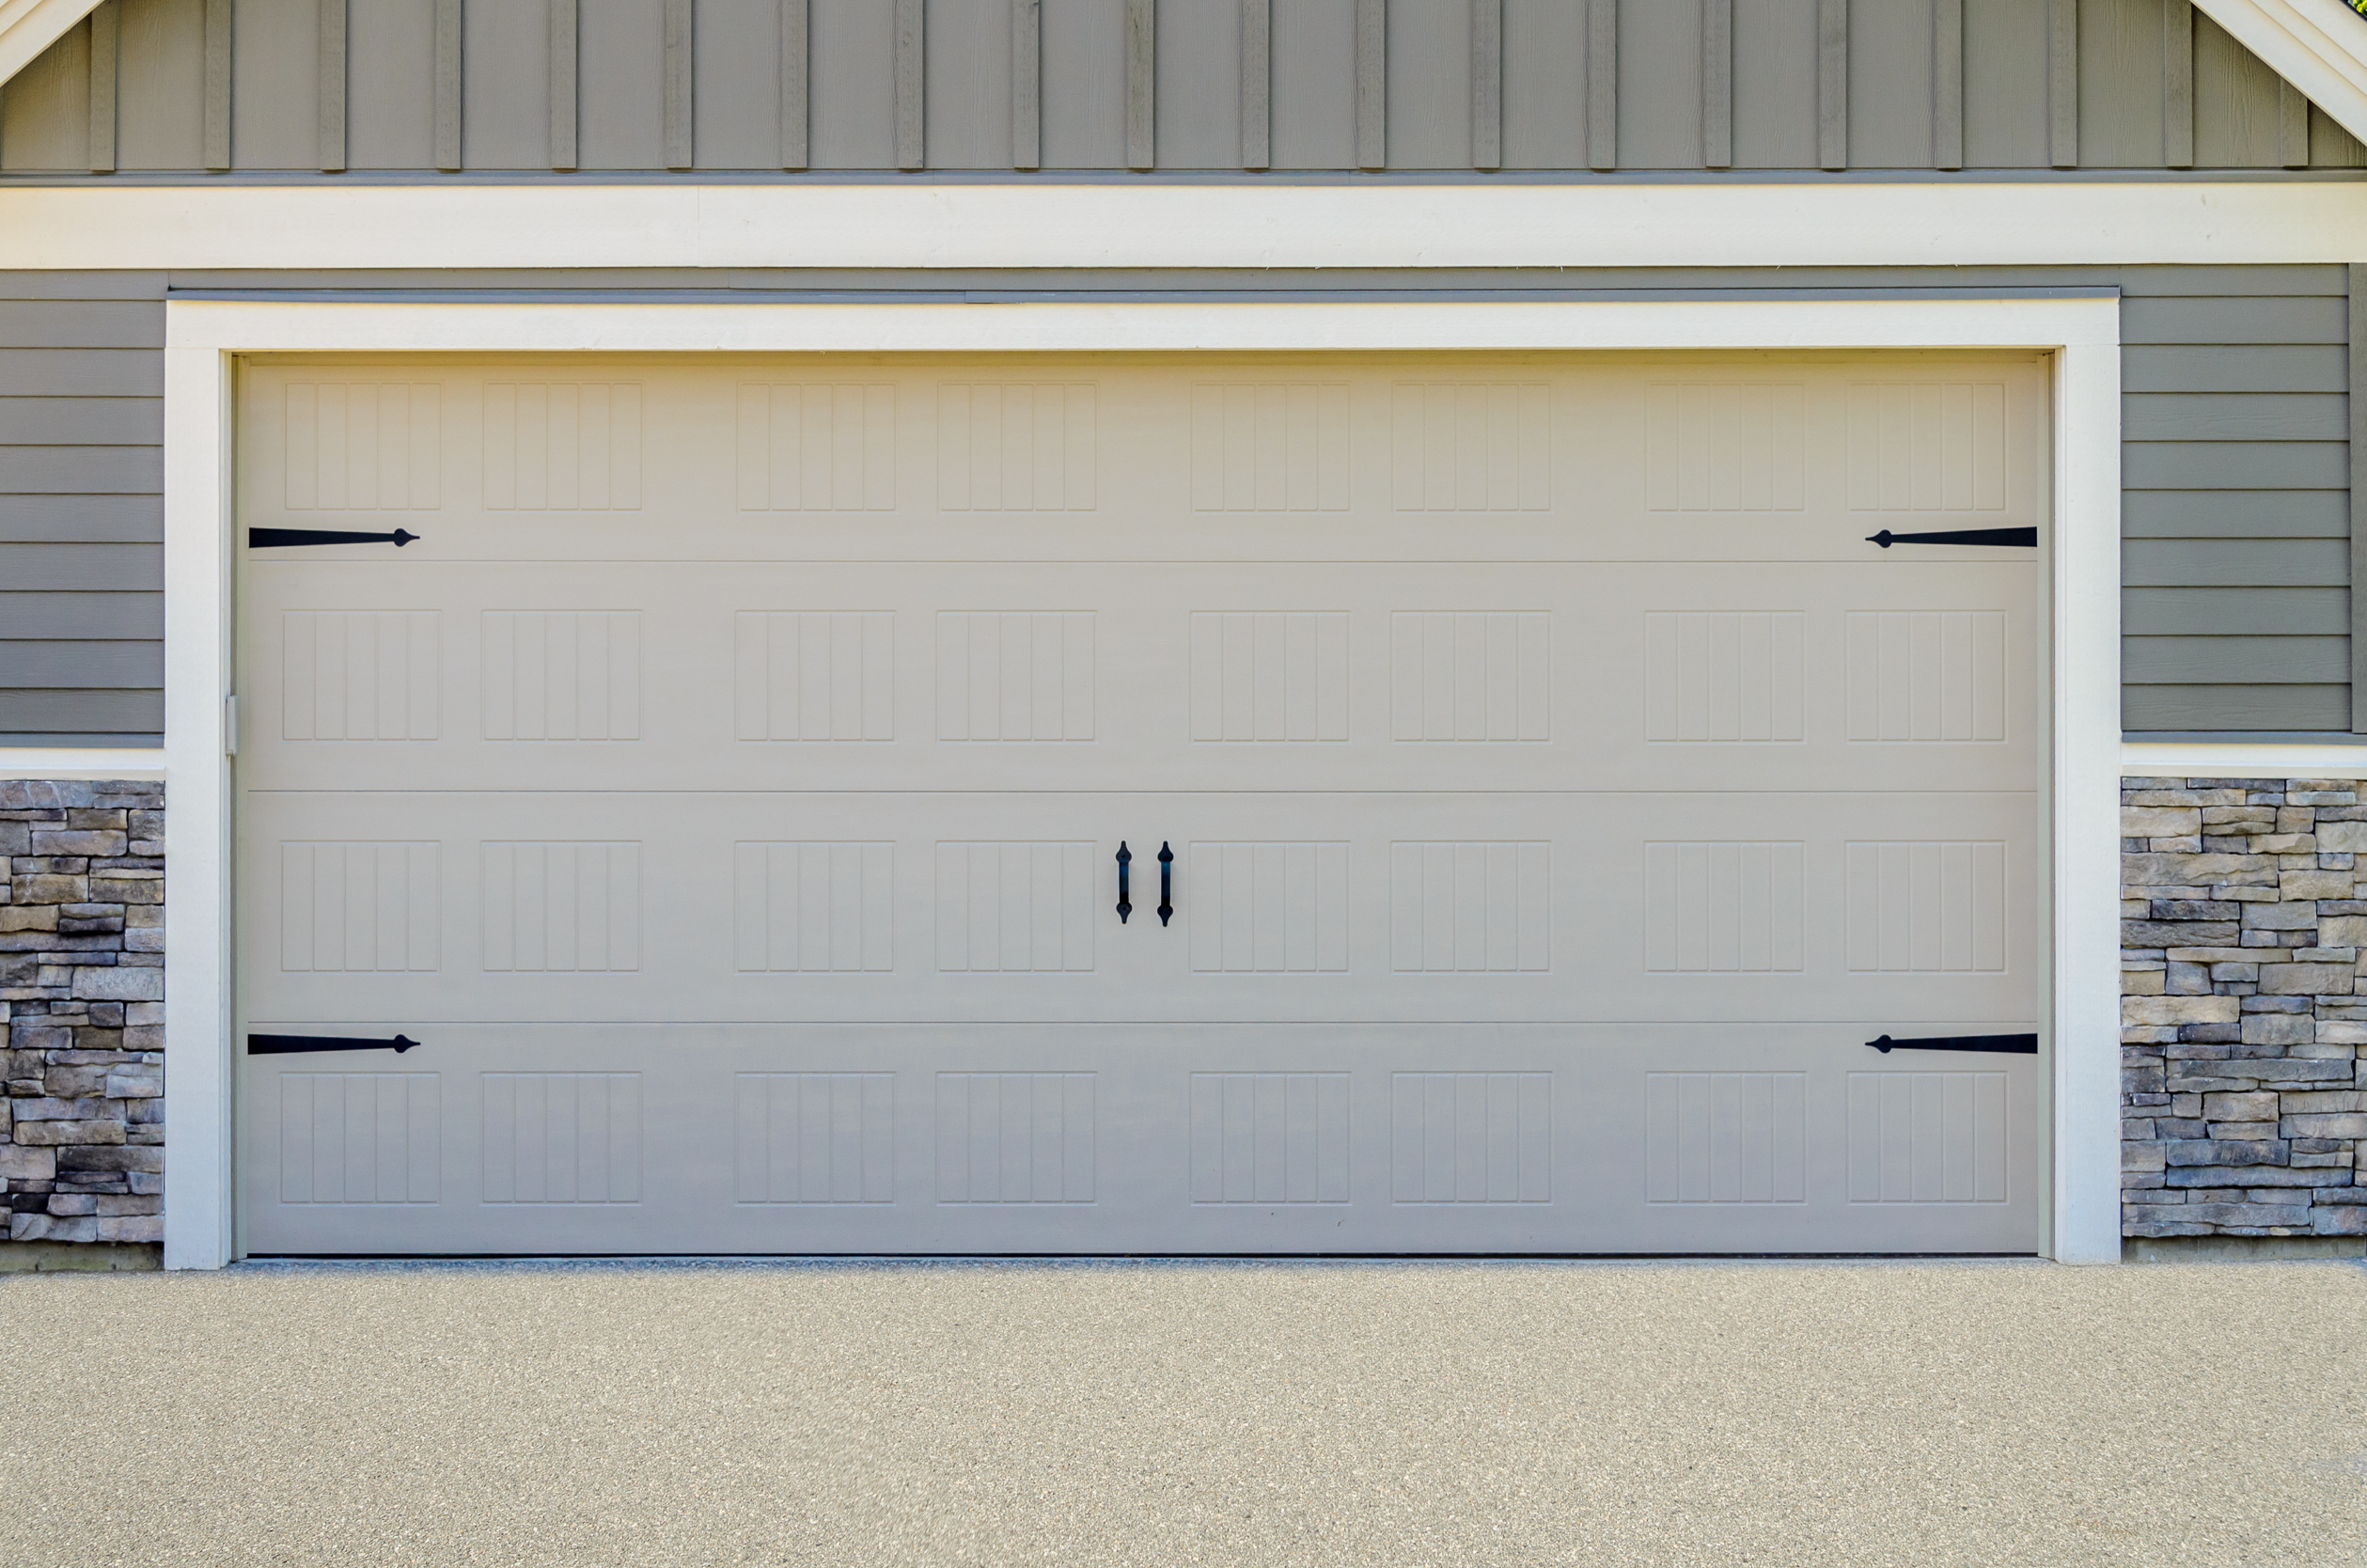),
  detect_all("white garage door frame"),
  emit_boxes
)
[156,293,2124,1268]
